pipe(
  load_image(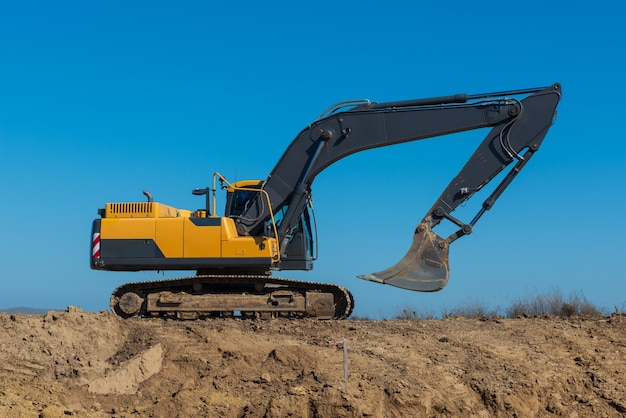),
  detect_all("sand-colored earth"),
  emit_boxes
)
[1,307,625,417]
